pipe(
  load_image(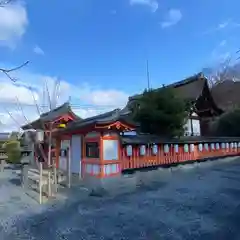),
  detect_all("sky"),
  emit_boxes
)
[0,0,239,131]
